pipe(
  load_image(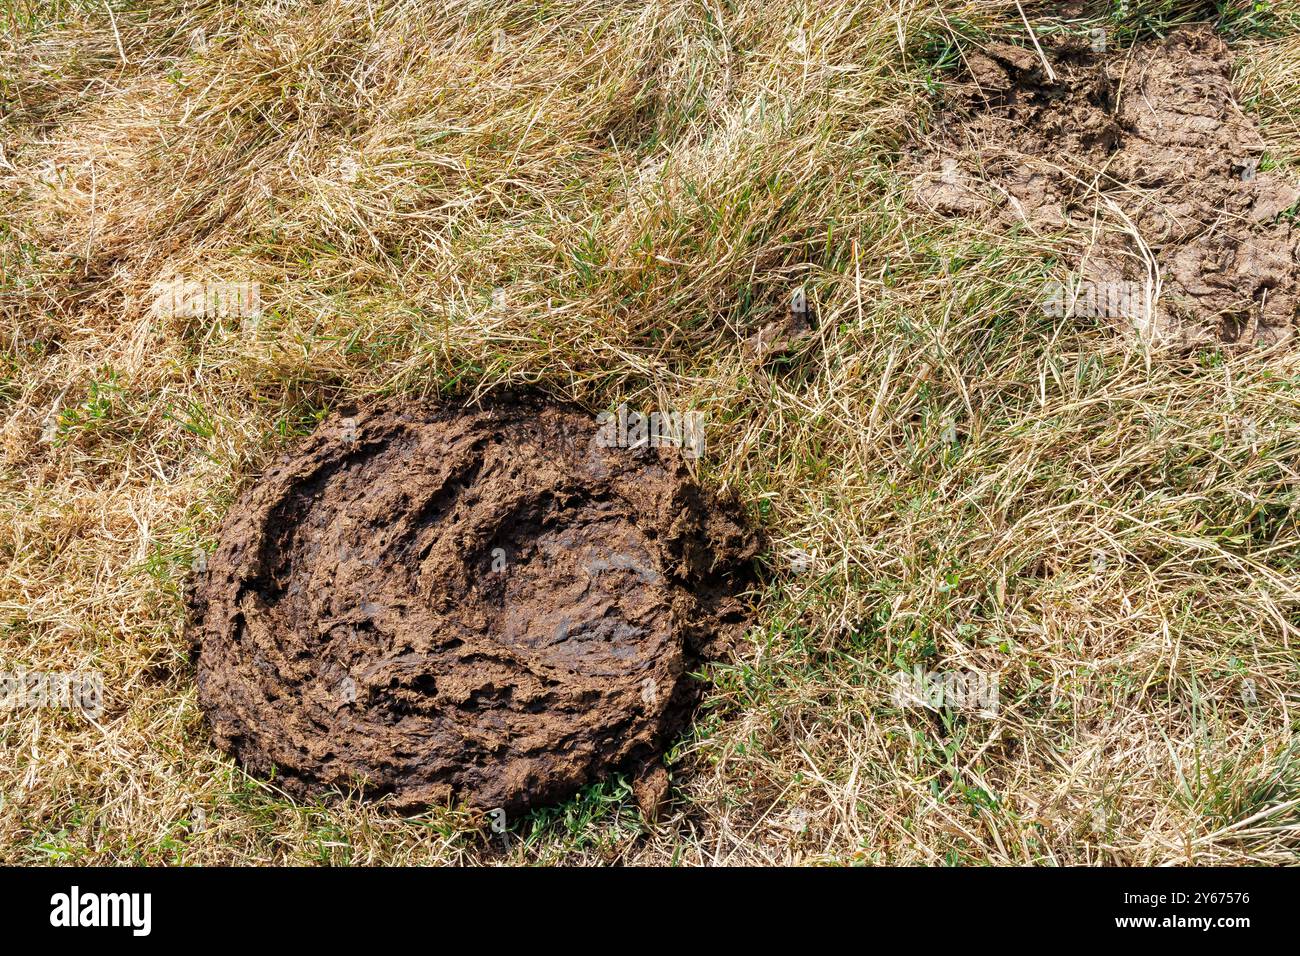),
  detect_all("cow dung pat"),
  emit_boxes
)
[910,27,1300,348]
[187,397,758,813]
